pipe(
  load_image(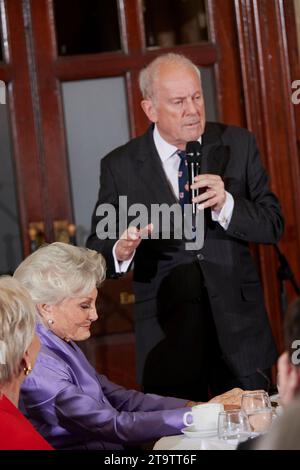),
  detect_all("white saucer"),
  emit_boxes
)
[181,426,218,438]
